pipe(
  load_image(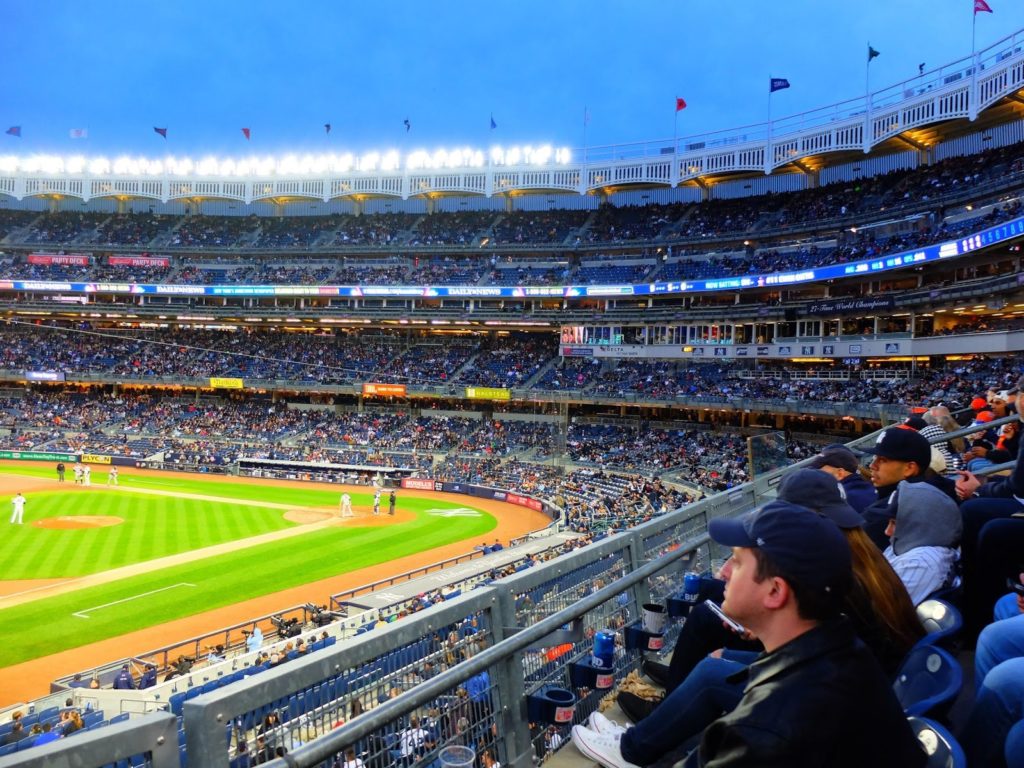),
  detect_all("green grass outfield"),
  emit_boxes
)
[0,465,496,667]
